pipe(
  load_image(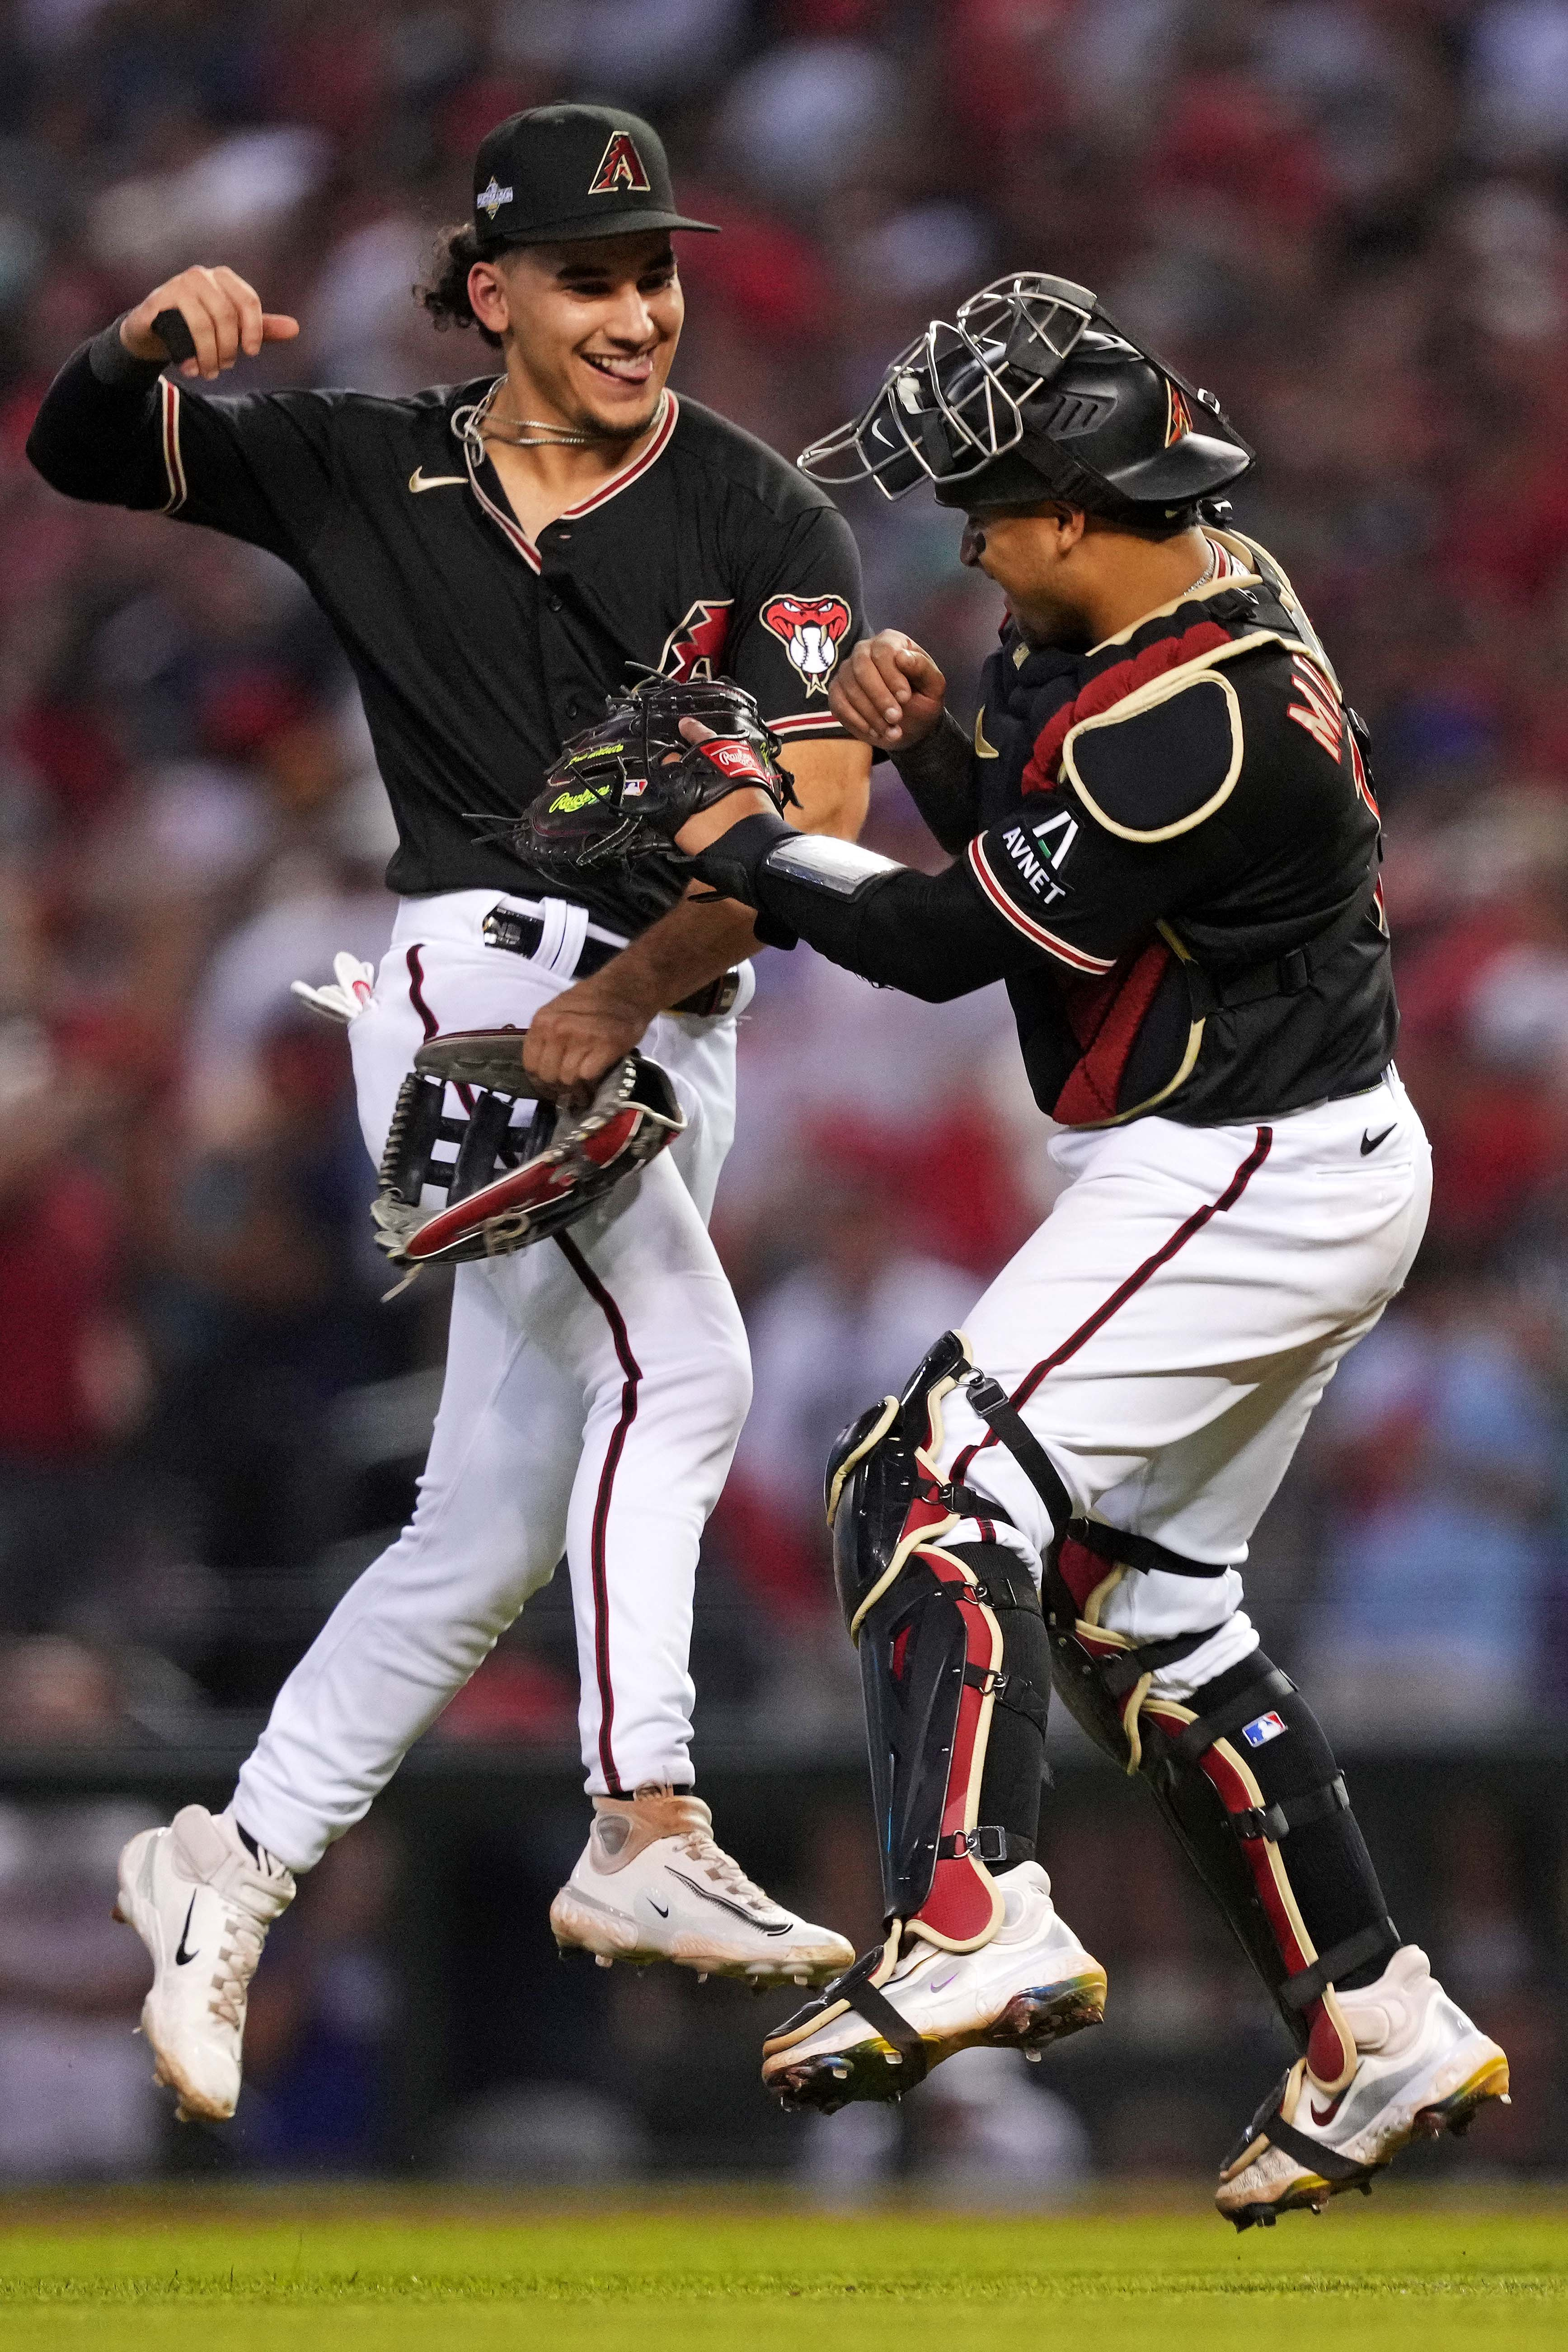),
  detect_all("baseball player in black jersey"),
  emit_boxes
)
[28,103,867,2125]
[628,277,1510,2225]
